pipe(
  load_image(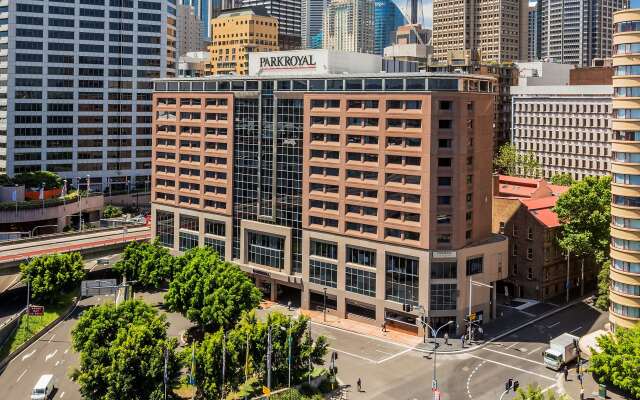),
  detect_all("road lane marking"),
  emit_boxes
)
[505,342,519,349]
[311,321,413,350]
[60,392,65,398]
[55,360,60,366]
[22,349,36,361]
[570,326,583,333]
[328,346,378,363]
[528,346,543,355]
[547,322,560,329]
[374,349,394,356]
[16,369,27,382]
[64,347,69,354]
[377,348,412,364]
[468,354,555,381]
[482,347,546,366]
[48,334,56,343]
[466,360,487,399]
[45,349,58,362]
